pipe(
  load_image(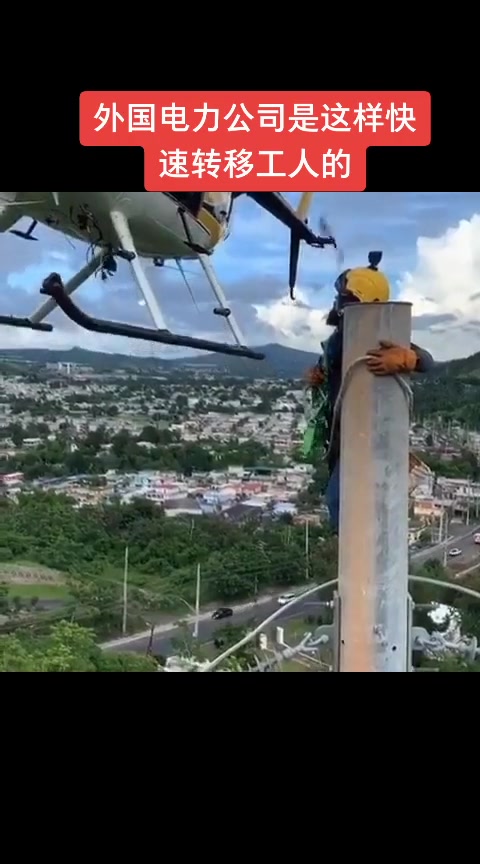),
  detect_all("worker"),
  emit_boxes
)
[304,251,435,534]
